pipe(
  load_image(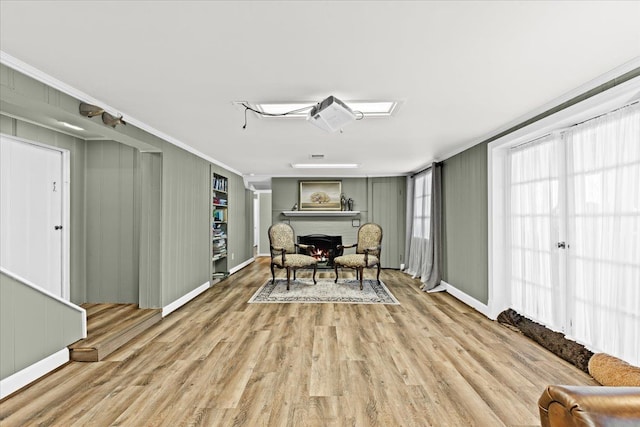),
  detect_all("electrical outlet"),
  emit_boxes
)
[231,253,235,260]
